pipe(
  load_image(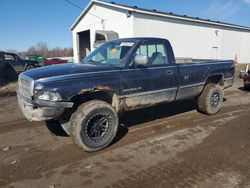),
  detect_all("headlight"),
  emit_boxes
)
[35,90,62,102]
